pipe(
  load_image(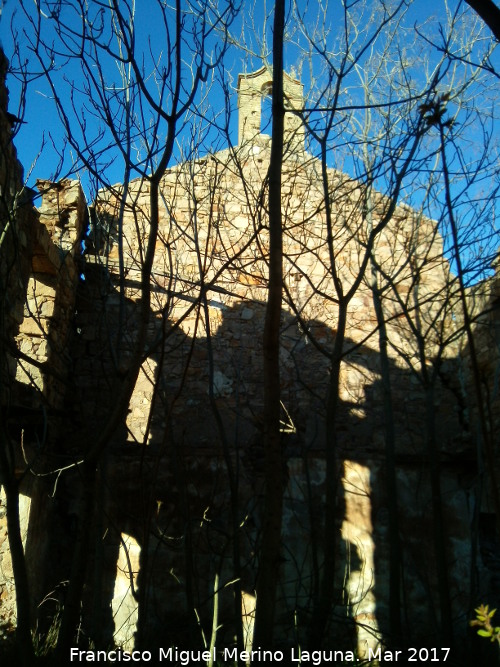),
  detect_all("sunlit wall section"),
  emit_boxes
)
[341,461,380,659]
[112,533,140,652]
